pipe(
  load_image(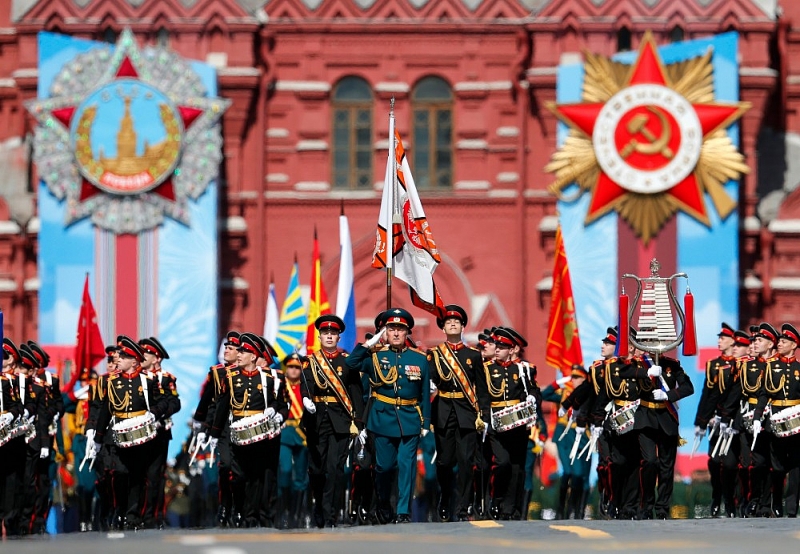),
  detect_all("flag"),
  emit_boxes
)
[306,230,332,353]
[336,210,357,352]
[274,261,307,359]
[371,121,446,318]
[545,224,583,375]
[264,280,279,344]
[74,274,105,380]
